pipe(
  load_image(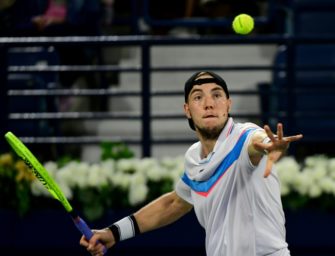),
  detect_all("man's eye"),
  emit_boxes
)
[194,95,202,101]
